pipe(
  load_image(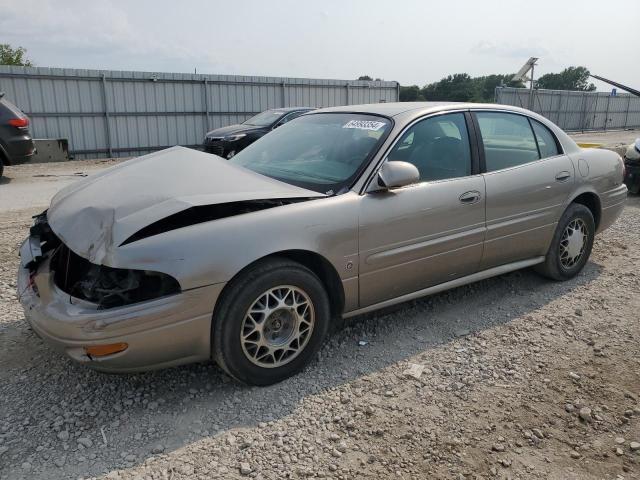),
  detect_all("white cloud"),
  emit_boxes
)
[470,40,549,59]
